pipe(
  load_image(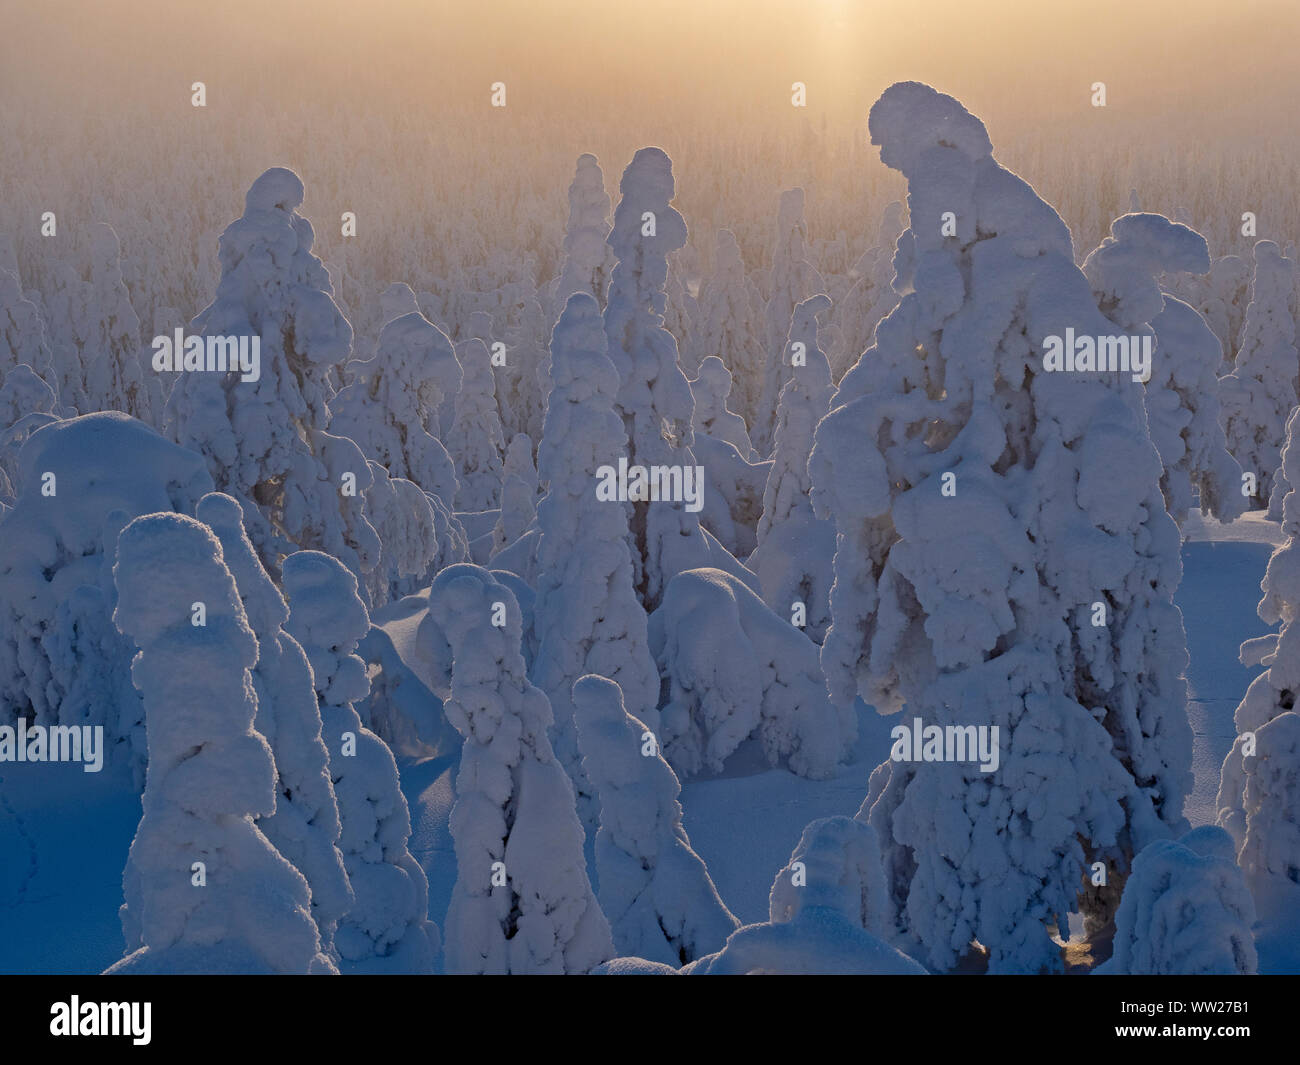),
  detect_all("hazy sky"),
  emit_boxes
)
[6,0,1296,144]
